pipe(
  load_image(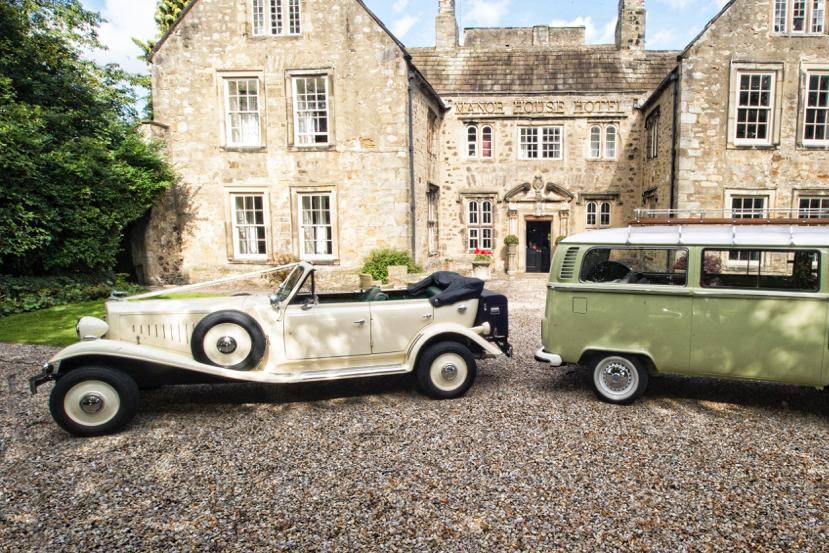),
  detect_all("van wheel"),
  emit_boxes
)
[49,367,139,437]
[591,354,648,405]
[416,342,477,400]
